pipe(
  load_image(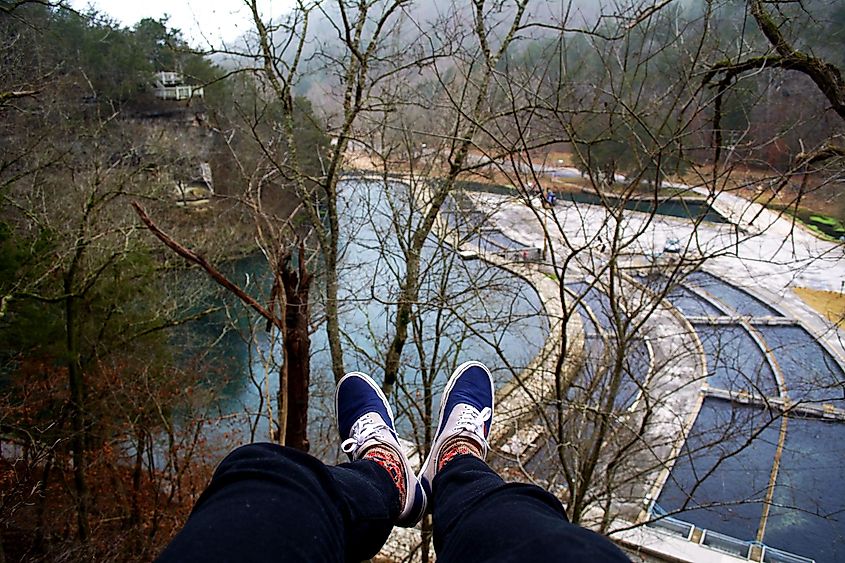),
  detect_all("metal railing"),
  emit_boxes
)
[154,85,204,101]
[700,529,752,558]
[762,546,815,563]
[645,503,815,563]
